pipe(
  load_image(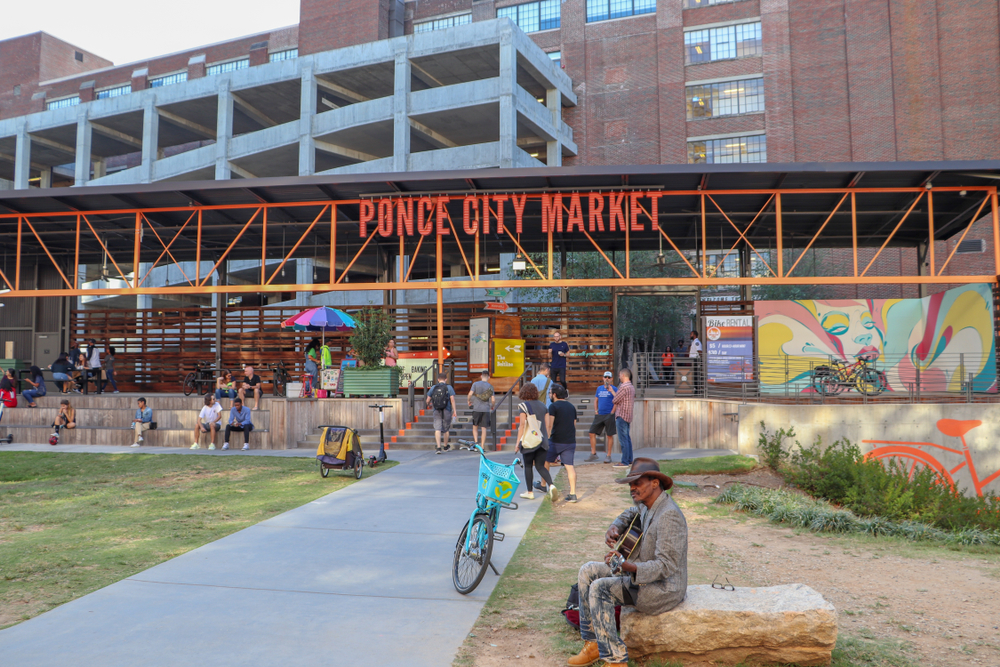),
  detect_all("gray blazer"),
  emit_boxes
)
[611,491,688,615]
